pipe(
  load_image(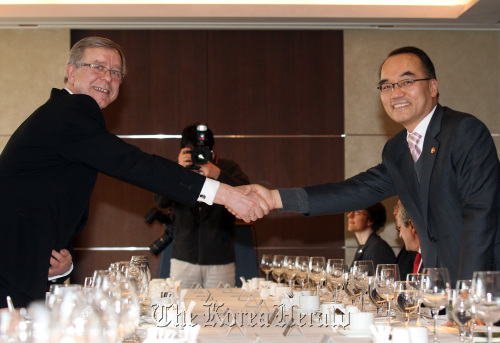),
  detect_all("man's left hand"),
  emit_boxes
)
[48,249,72,277]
